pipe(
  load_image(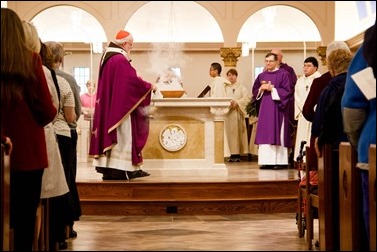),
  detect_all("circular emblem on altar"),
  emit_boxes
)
[159,124,187,152]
